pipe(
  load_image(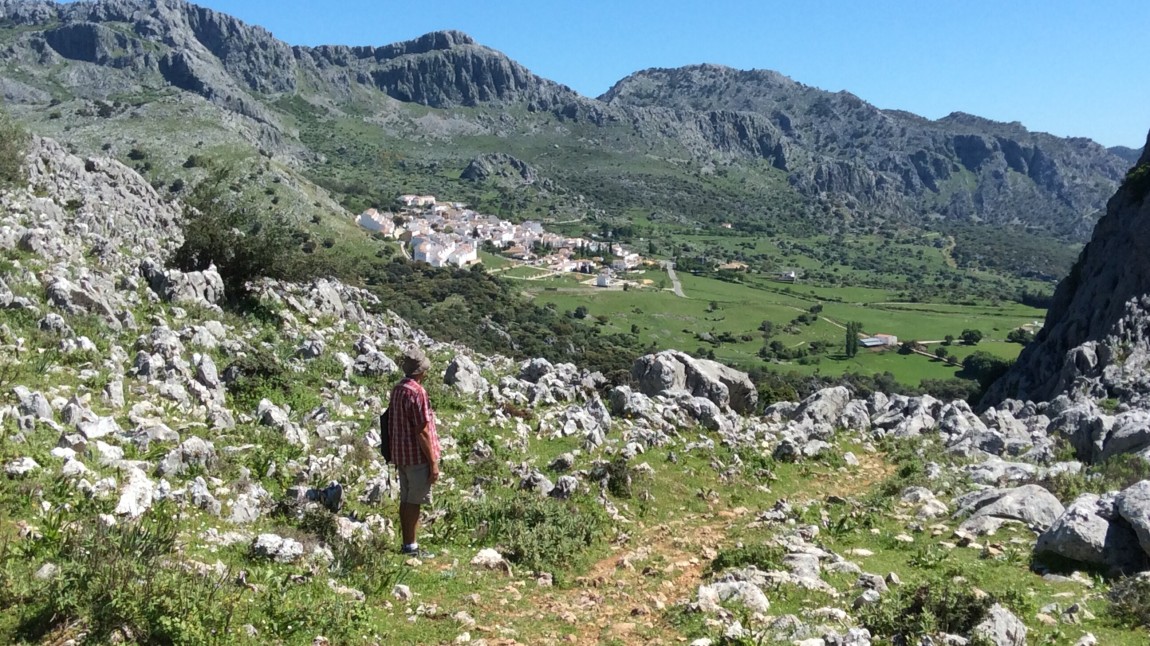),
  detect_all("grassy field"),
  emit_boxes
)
[522,265,1044,386]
